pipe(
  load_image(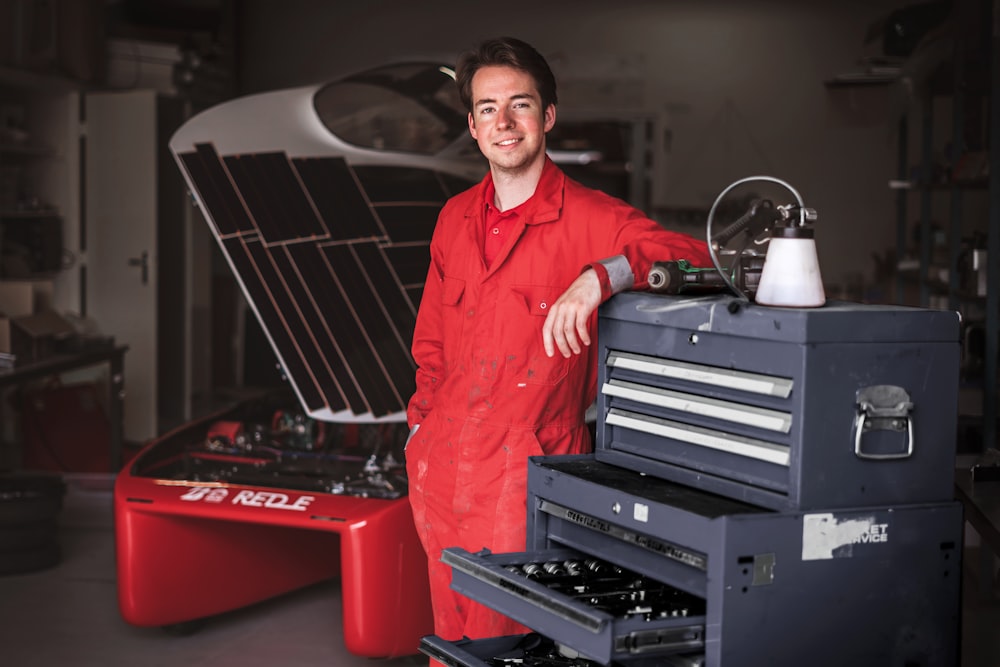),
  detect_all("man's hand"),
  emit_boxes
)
[542,269,602,358]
